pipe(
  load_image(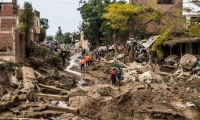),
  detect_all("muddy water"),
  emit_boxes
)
[65,54,91,90]
[65,54,81,76]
